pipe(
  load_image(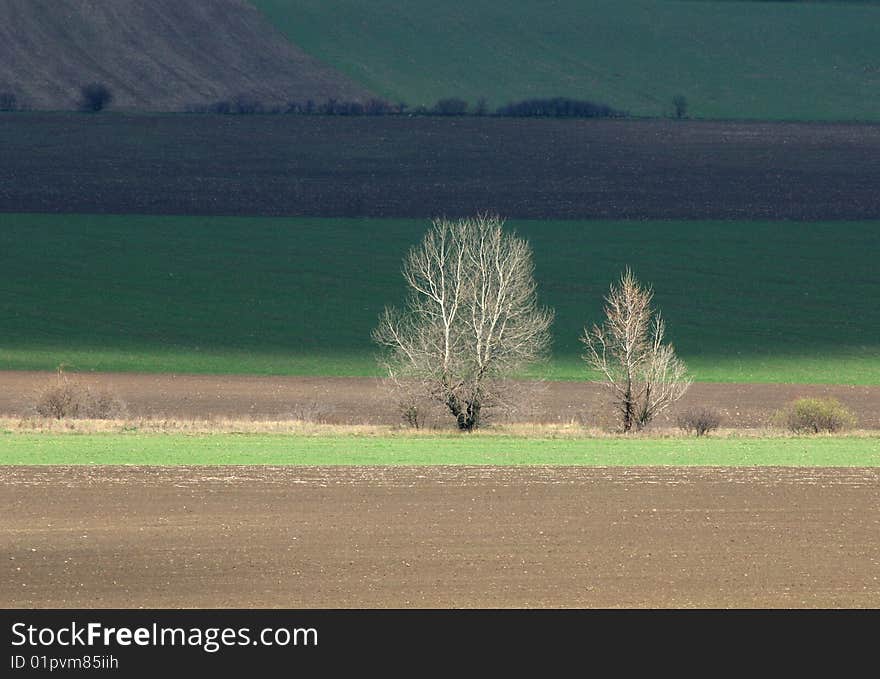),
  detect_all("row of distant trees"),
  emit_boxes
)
[189,95,629,118]
[1,86,695,118]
